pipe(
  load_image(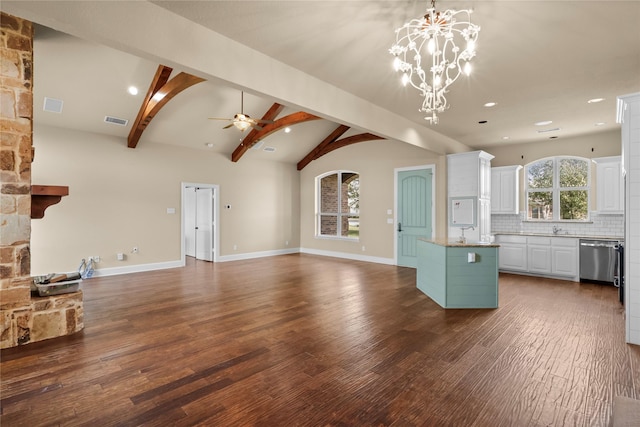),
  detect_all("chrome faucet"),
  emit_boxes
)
[552,225,562,235]
[459,226,475,243]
